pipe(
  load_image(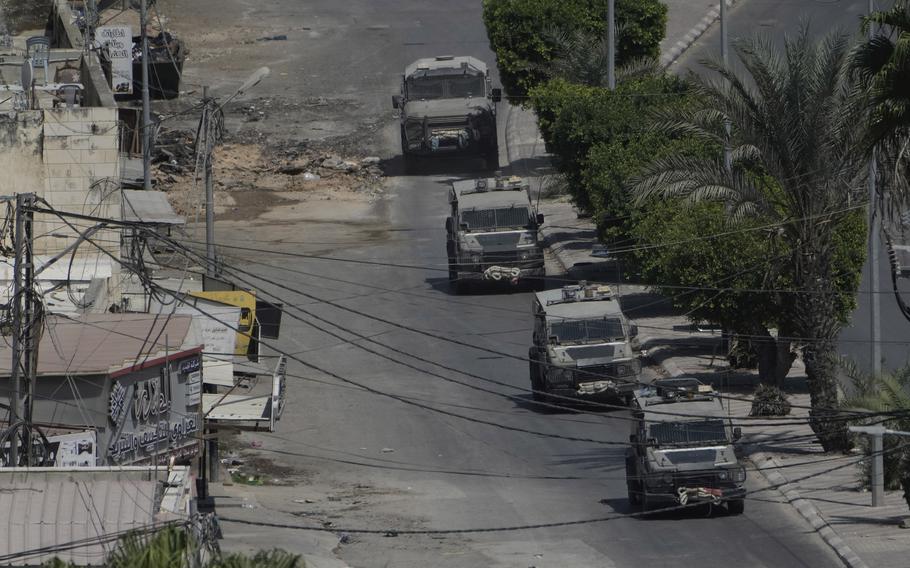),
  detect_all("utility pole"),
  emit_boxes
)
[203,86,216,276]
[9,193,38,467]
[140,0,152,191]
[868,0,882,376]
[721,0,732,171]
[607,0,615,90]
